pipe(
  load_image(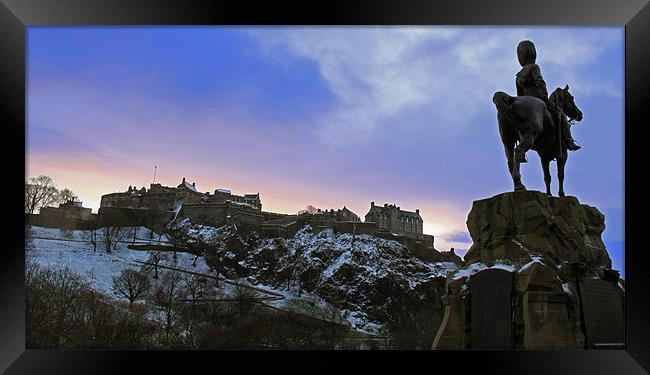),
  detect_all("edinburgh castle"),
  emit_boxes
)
[28,176,456,264]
